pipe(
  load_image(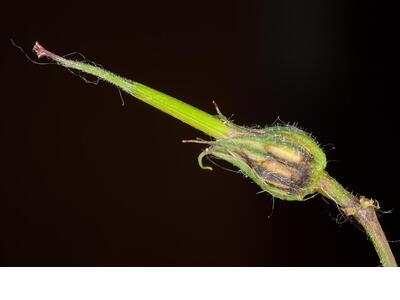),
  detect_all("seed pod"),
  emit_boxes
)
[31,42,325,201]
[199,125,327,201]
